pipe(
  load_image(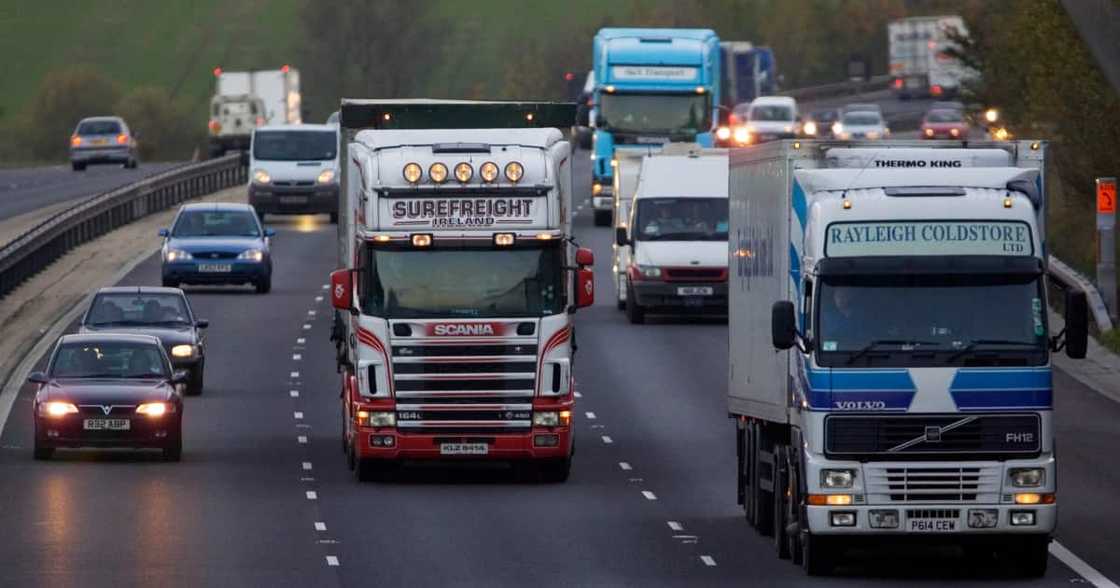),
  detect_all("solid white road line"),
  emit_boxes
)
[667,521,683,532]
[601,435,613,444]
[306,491,318,500]
[314,522,327,531]
[642,490,657,501]
[294,411,304,420]
[298,435,308,444]
[619,462,632,470]
[700,555,717,567]
[290,390,300,397]
[325,555,339,566]
[302,462,313,471]
[585,411,596,420]
[1051,541,1120,588]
